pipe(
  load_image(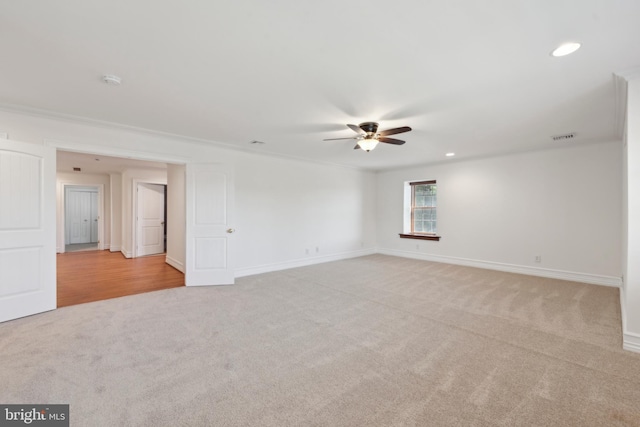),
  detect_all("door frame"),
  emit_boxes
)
[46,139,190,259]
[58,182,104,253]
[46,139,235,286]
[133,179,167,258]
